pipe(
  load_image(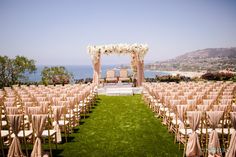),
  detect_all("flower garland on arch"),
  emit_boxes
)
[87,43,148,63]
